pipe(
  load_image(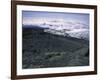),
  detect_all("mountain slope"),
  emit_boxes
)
[22,26,89,69]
